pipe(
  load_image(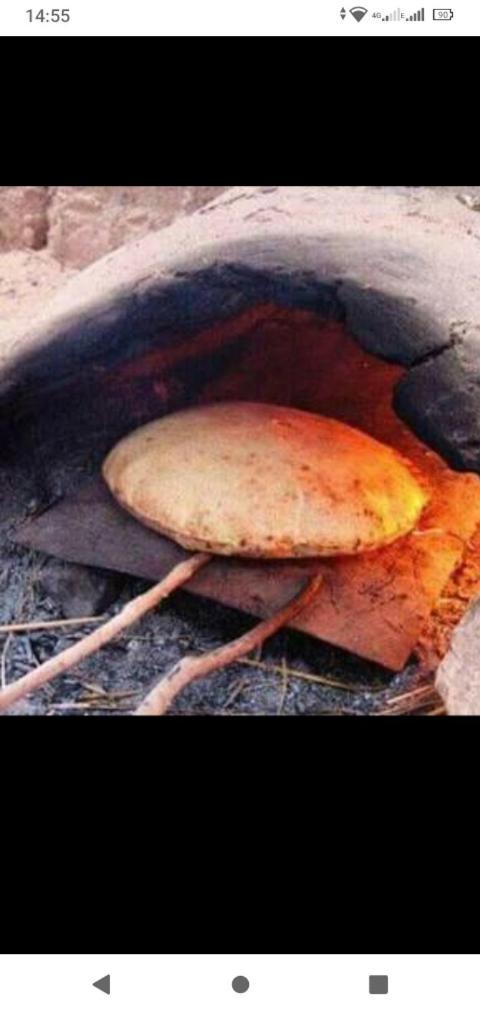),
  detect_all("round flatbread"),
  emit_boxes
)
[103,402,430,558]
